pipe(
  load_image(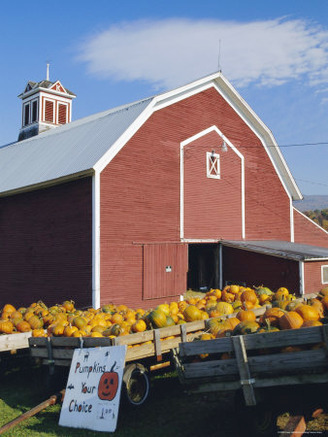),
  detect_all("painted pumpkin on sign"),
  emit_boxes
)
[98,362,119,401]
